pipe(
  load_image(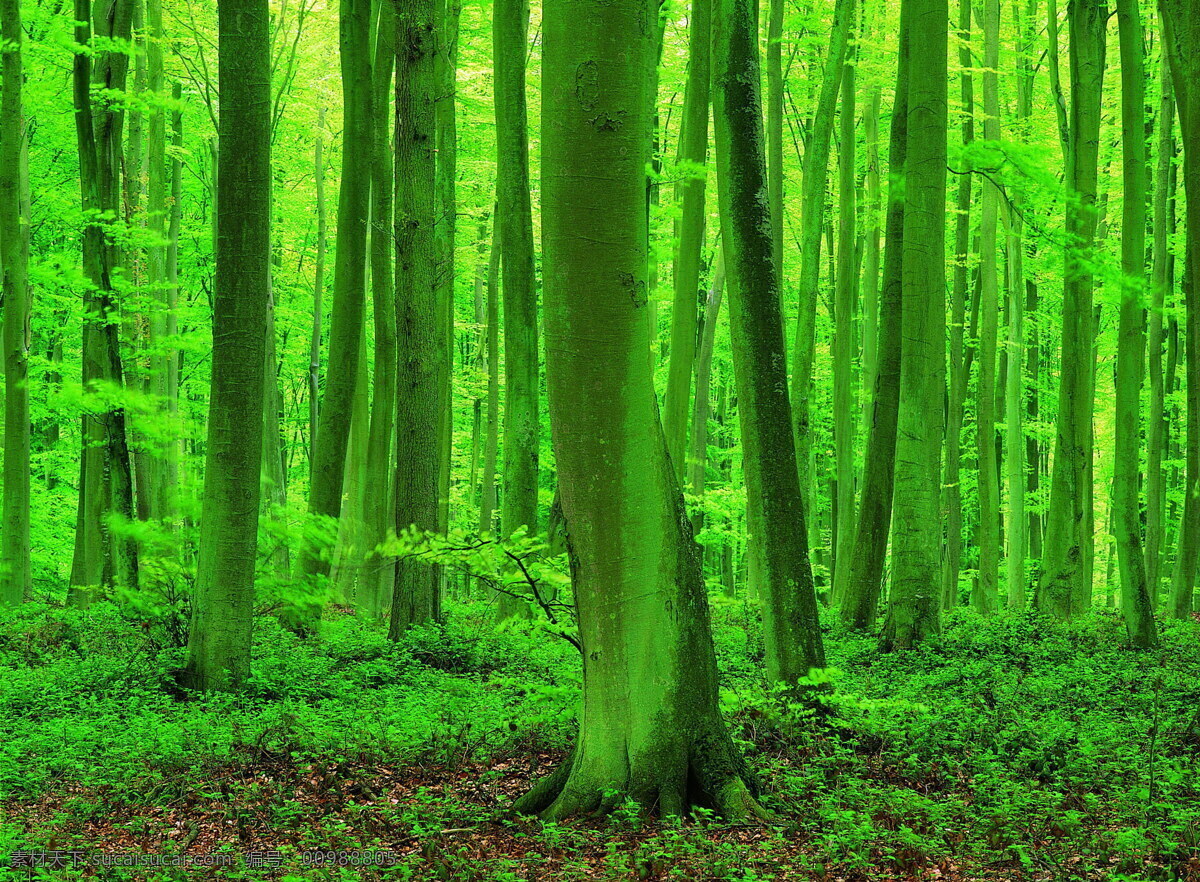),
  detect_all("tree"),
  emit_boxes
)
[1160,0,1200,620]
[1111,0,1157,647]
[662,0,711,478]
[517,0,766,820]
[182,0,272,691]
[392,0,442,634]
[304,0,374,580]
[1036,0,1106,619]
[713,0,826,686]
[494,0,539,594]
[0,0,30,604]
[883,0,948,649]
